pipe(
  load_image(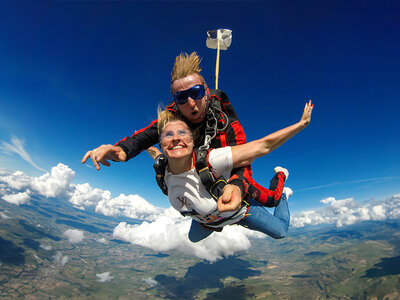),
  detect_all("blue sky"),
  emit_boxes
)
[0,0,399,213]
